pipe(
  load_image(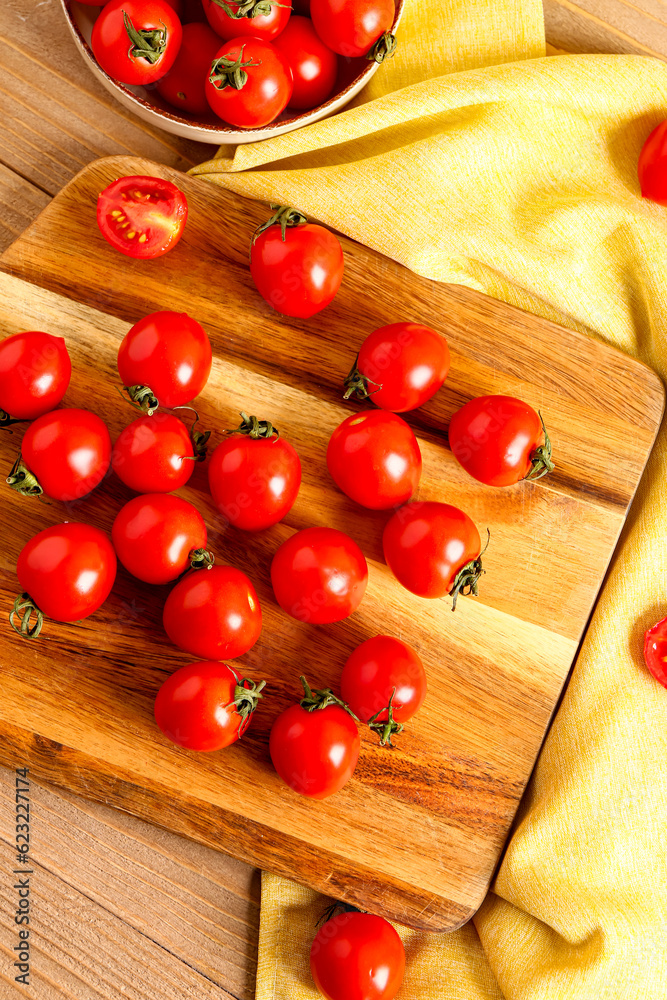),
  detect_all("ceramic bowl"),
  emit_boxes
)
[60,0,404,144]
